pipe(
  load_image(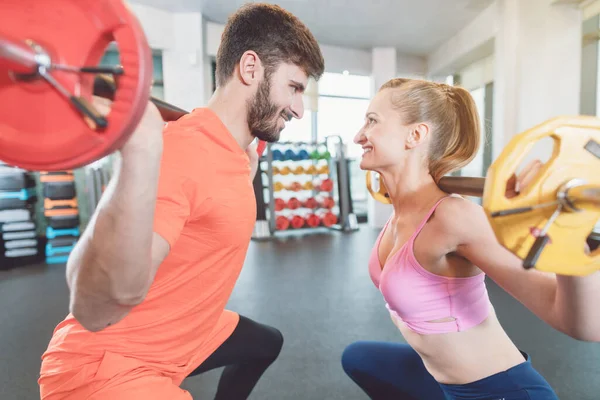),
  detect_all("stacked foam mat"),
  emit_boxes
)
[0,164,43,269]
[41,171,80,264]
